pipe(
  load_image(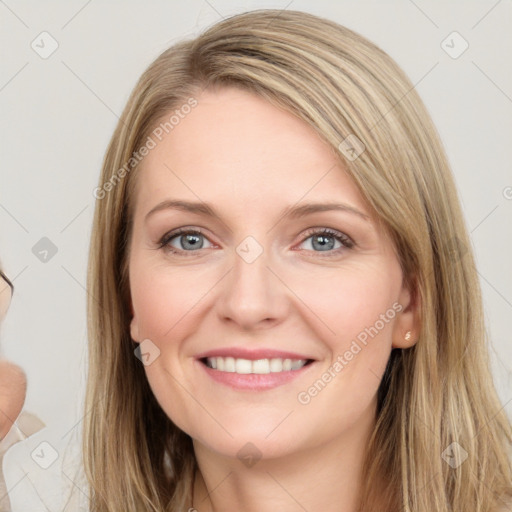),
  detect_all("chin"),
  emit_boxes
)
[192,429,303,464]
